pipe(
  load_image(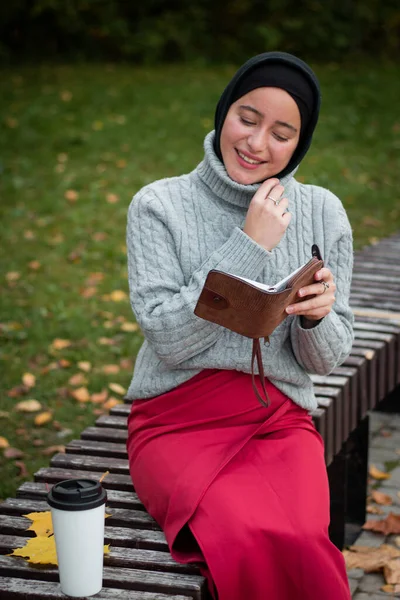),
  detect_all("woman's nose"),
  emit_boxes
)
[248,129,268,153]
